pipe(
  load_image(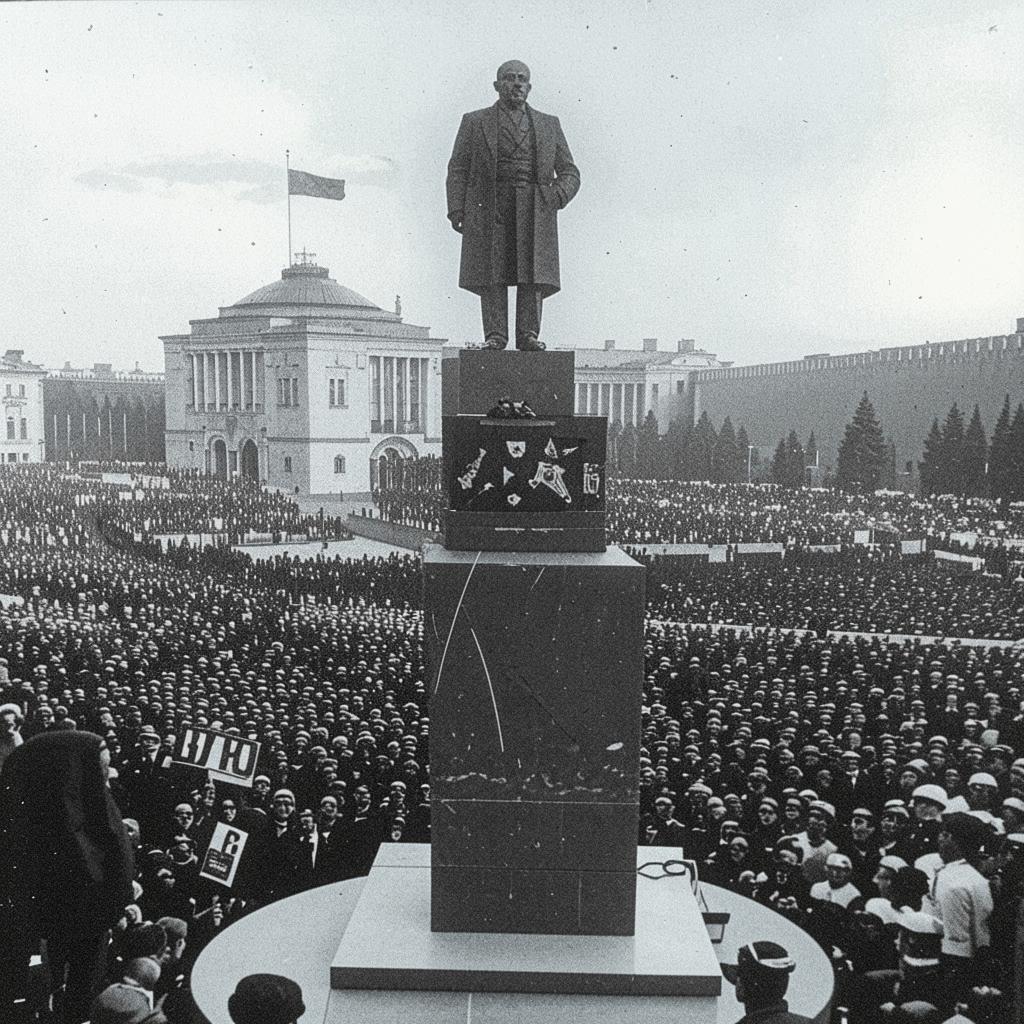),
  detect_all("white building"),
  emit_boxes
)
[162,256,445,495]
[572,338,726,429]
[1,350,46,464]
